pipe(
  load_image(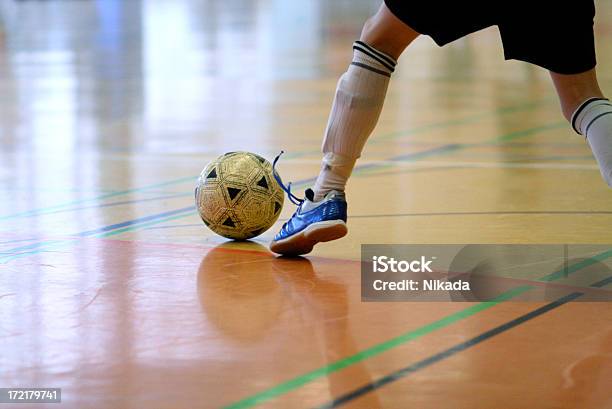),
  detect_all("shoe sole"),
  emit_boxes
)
[269,220,348,256]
